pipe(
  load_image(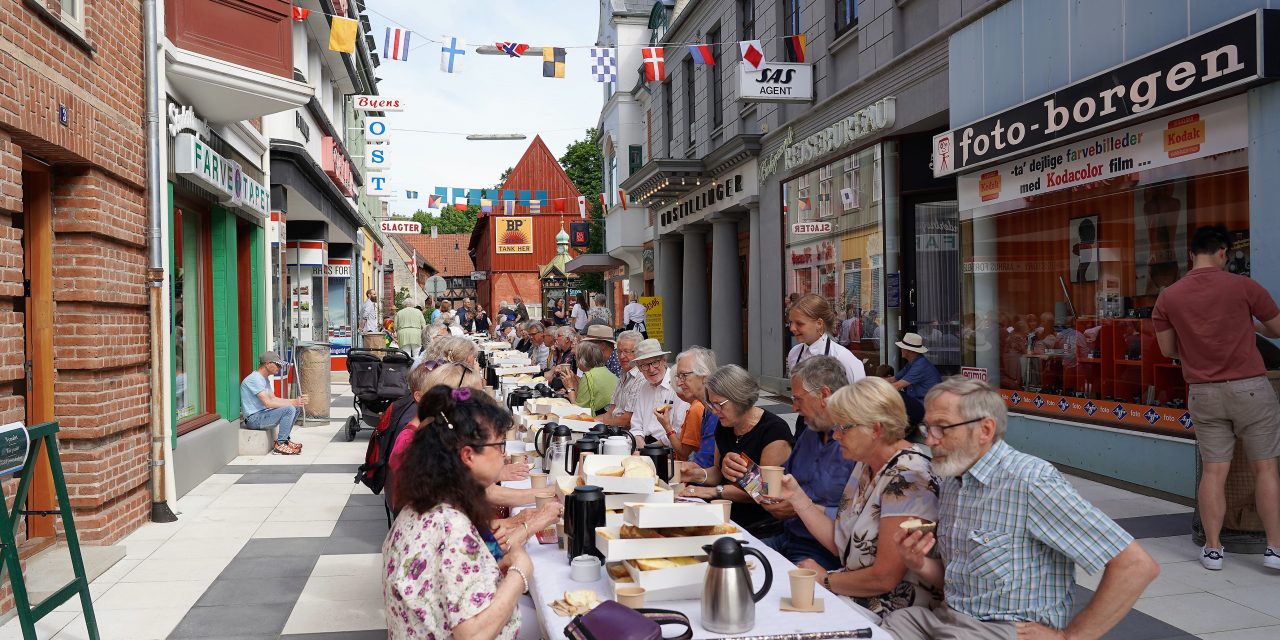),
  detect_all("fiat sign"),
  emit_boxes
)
[380,220,422,234]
